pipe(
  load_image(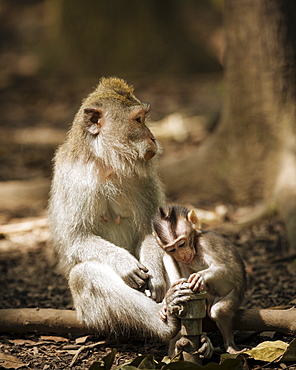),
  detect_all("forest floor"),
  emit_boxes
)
[0,75,295,369]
